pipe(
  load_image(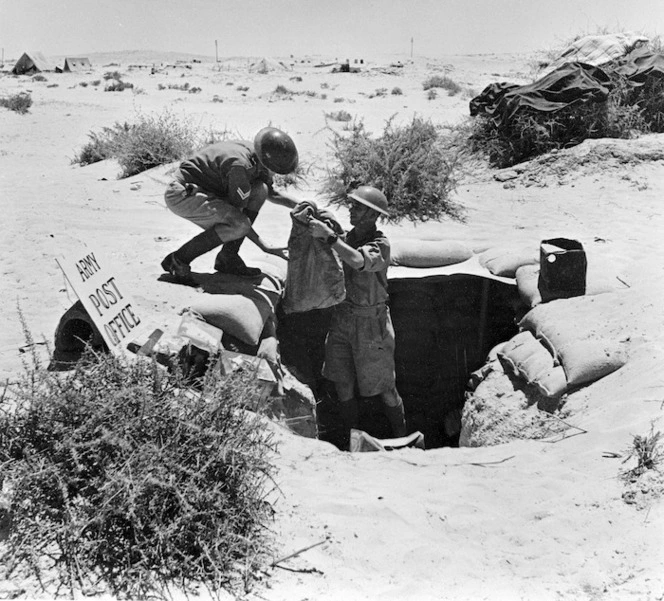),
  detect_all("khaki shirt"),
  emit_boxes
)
[342,227,390,307]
